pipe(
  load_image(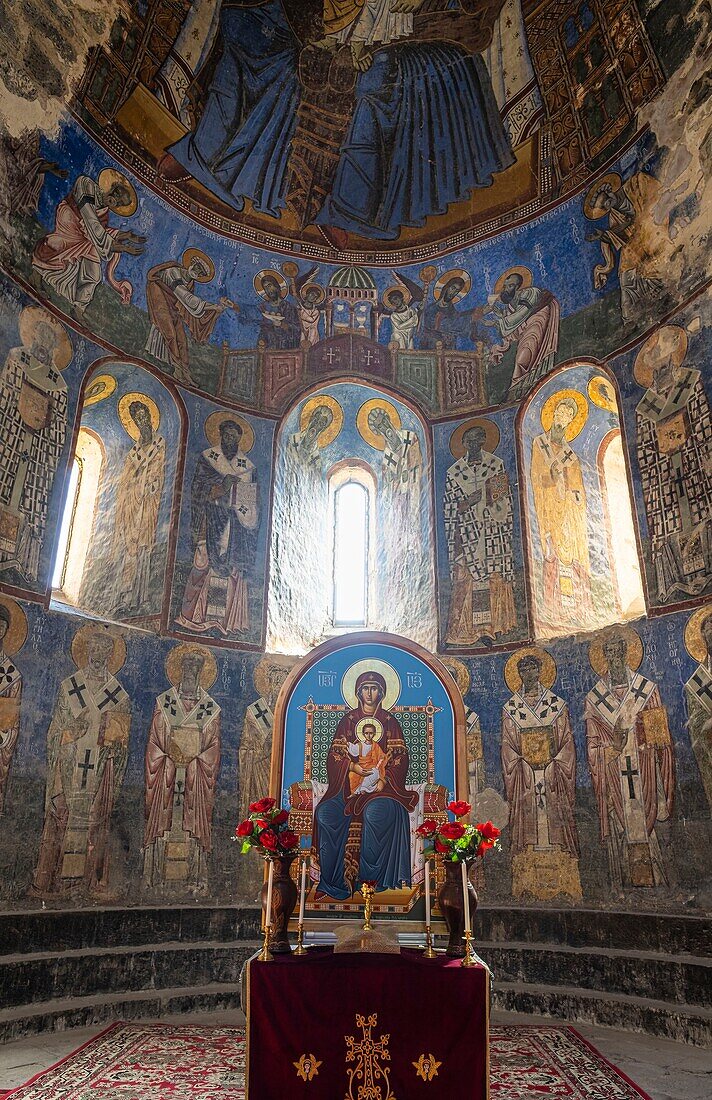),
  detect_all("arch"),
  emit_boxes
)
[517,359,645,641]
